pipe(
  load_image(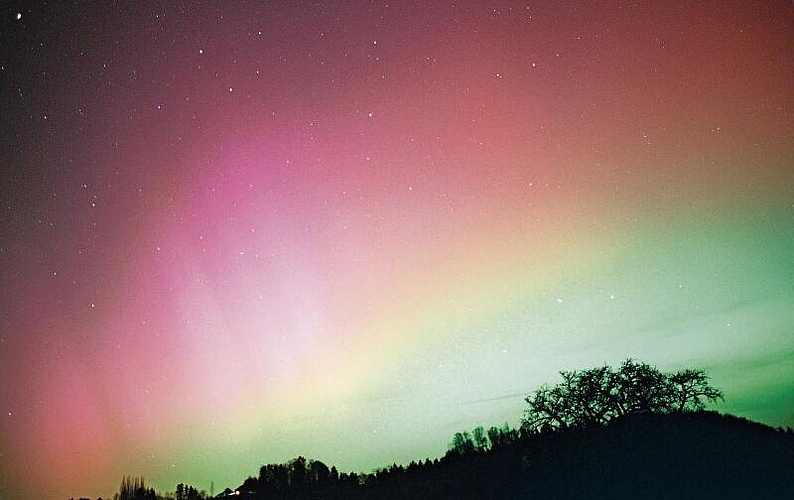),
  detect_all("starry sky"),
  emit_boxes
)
[1,1,793,499]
